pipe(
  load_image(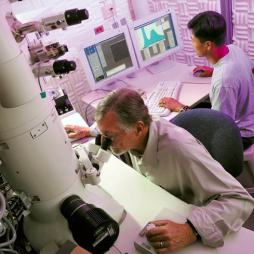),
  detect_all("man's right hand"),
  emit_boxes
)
[64,125,91,139]
[145,220,197,253]
[159,97,185,112]
[71,246,91,254]
[193,66,213,77]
